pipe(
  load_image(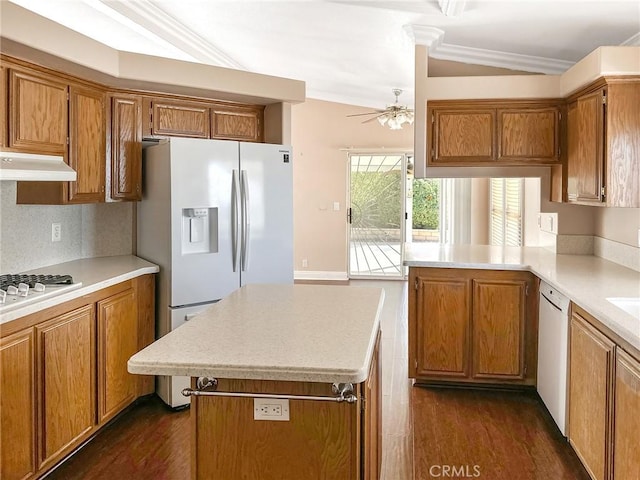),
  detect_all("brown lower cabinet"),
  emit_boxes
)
[0,275,155,480]
[0,329,36,480]
[37,305,96,470]
[408,267,537,386]
[191,332,381,480]
[613,349,640,480]
[568,304,640,480]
